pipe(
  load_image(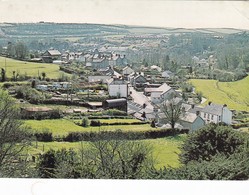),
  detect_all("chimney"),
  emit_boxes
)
[208,101,212,105]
